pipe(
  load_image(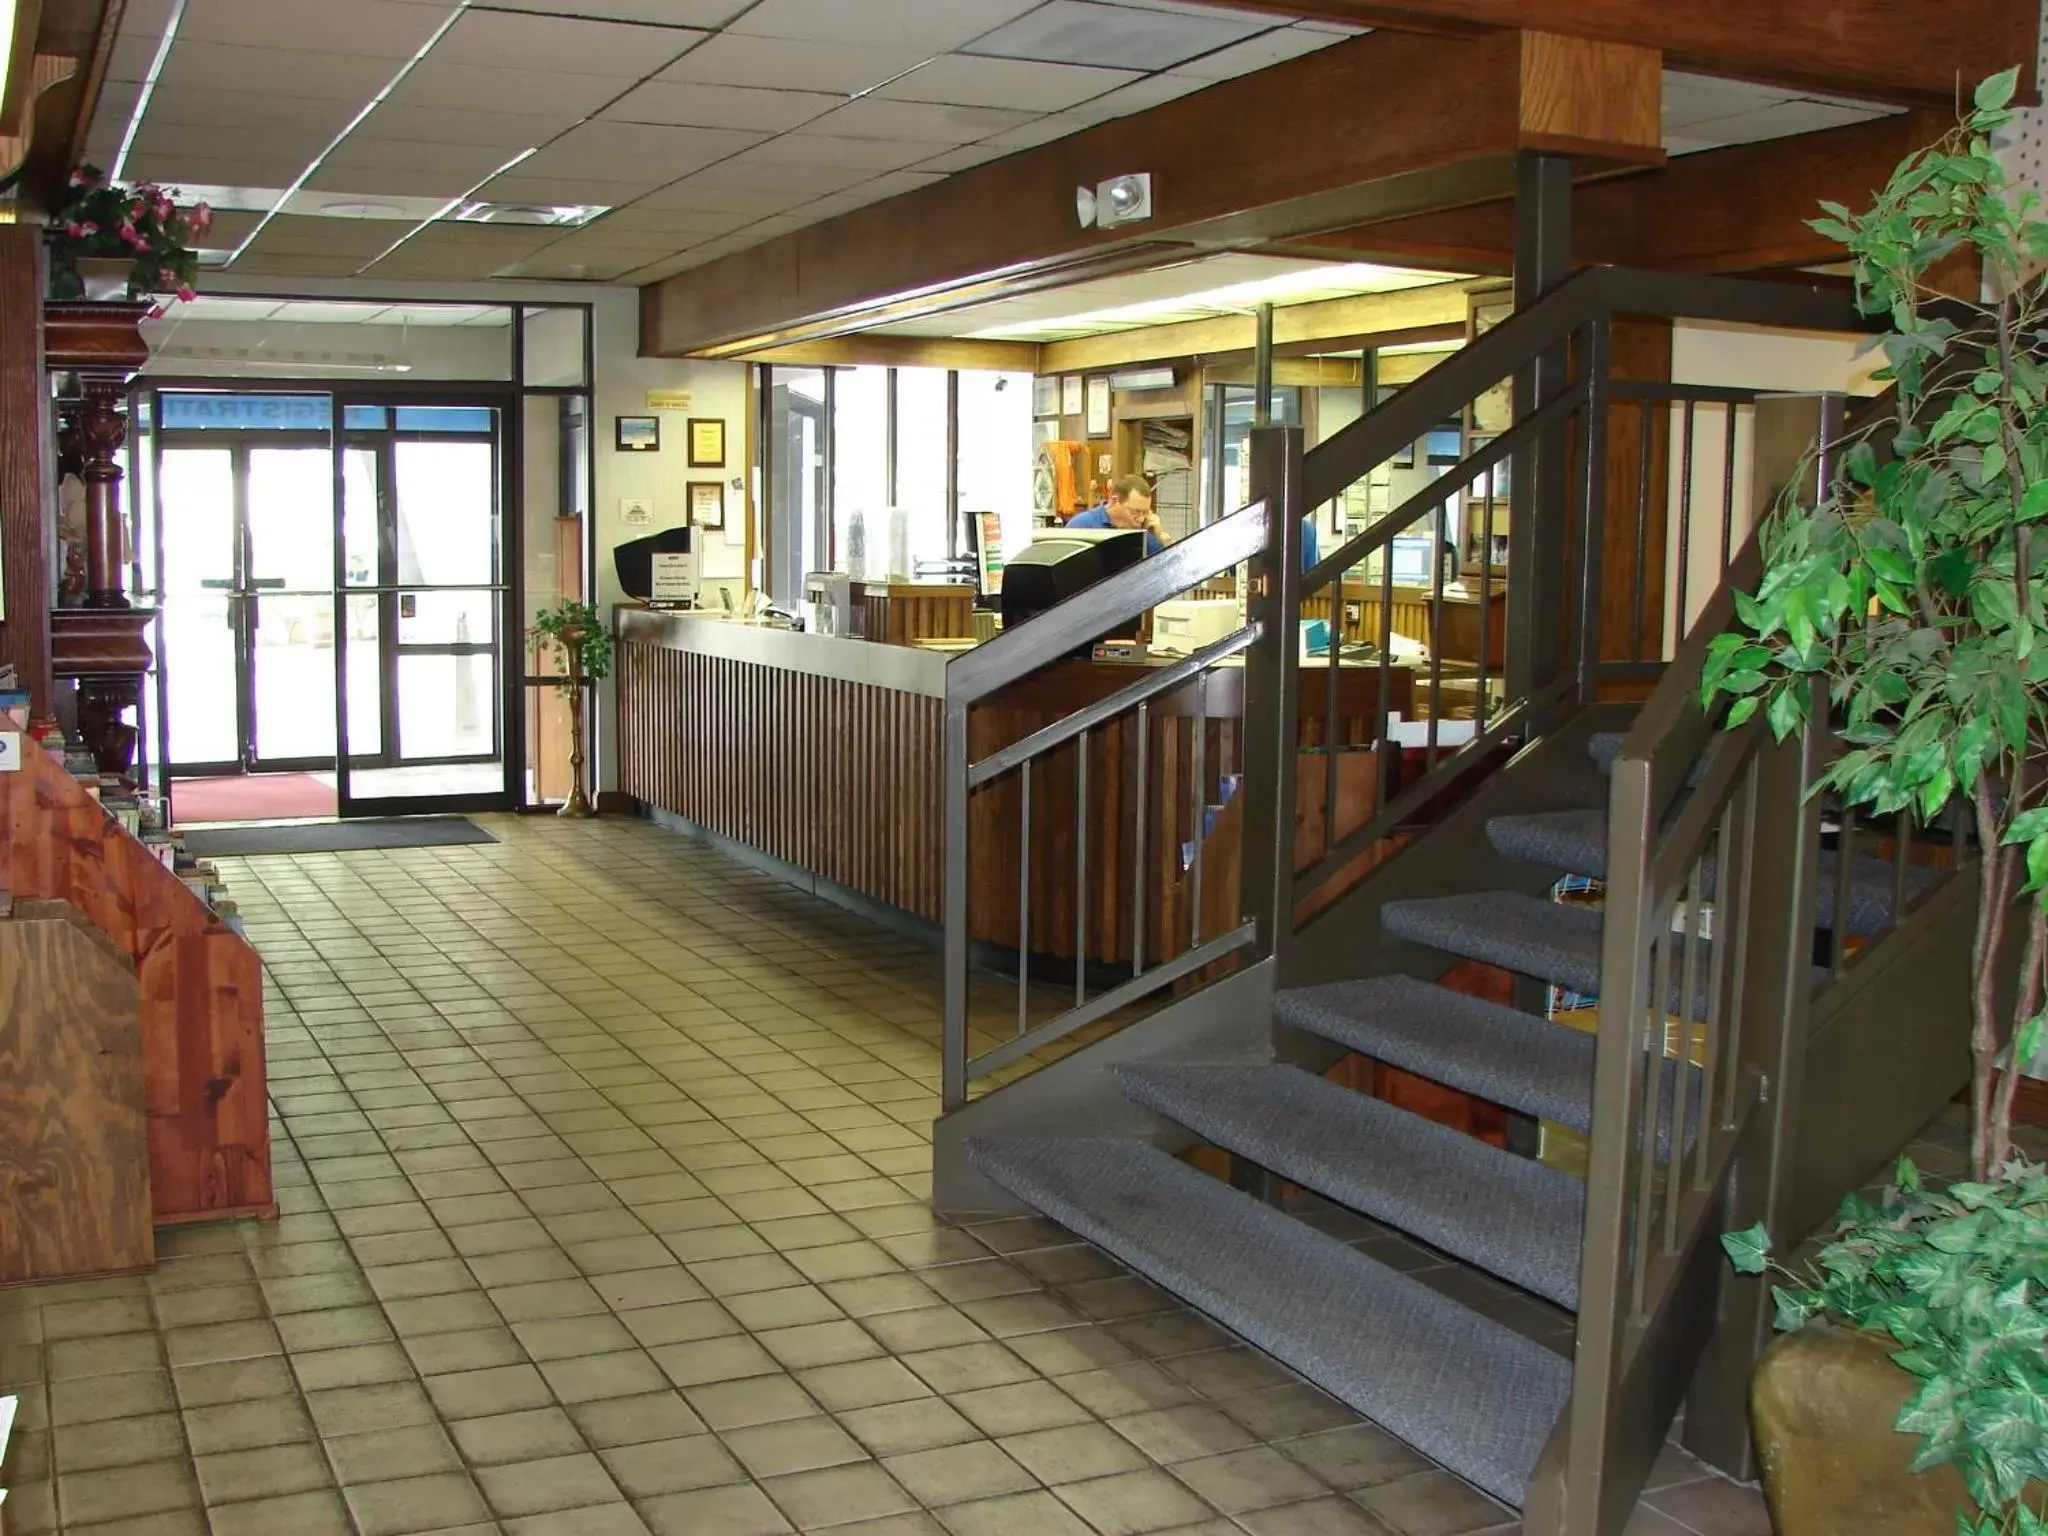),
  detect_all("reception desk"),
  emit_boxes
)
[615,607,1414,966]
